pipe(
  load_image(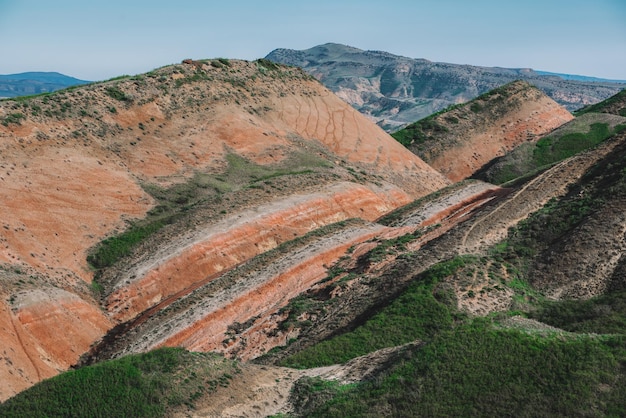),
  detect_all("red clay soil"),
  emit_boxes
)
[158,226,388,359]
[0,60,449,399]
[106,182,413,323]
[0,290,111,401]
